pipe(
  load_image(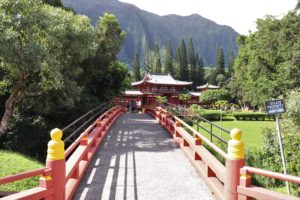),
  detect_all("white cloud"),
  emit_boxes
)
[119,0,297,34]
